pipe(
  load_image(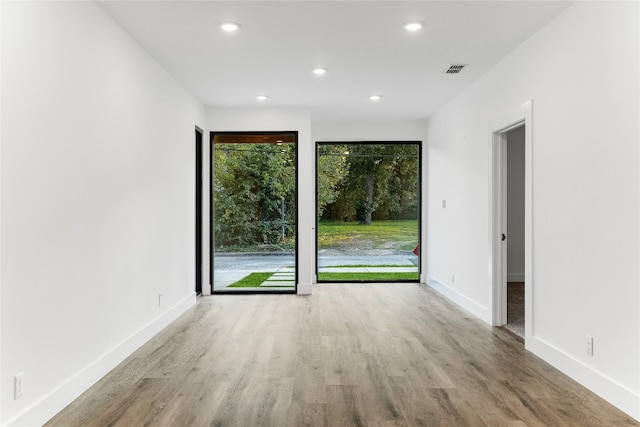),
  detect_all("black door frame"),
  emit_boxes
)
[210,131,298,294]
[195,126,203,295]
[315,140,422,283]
